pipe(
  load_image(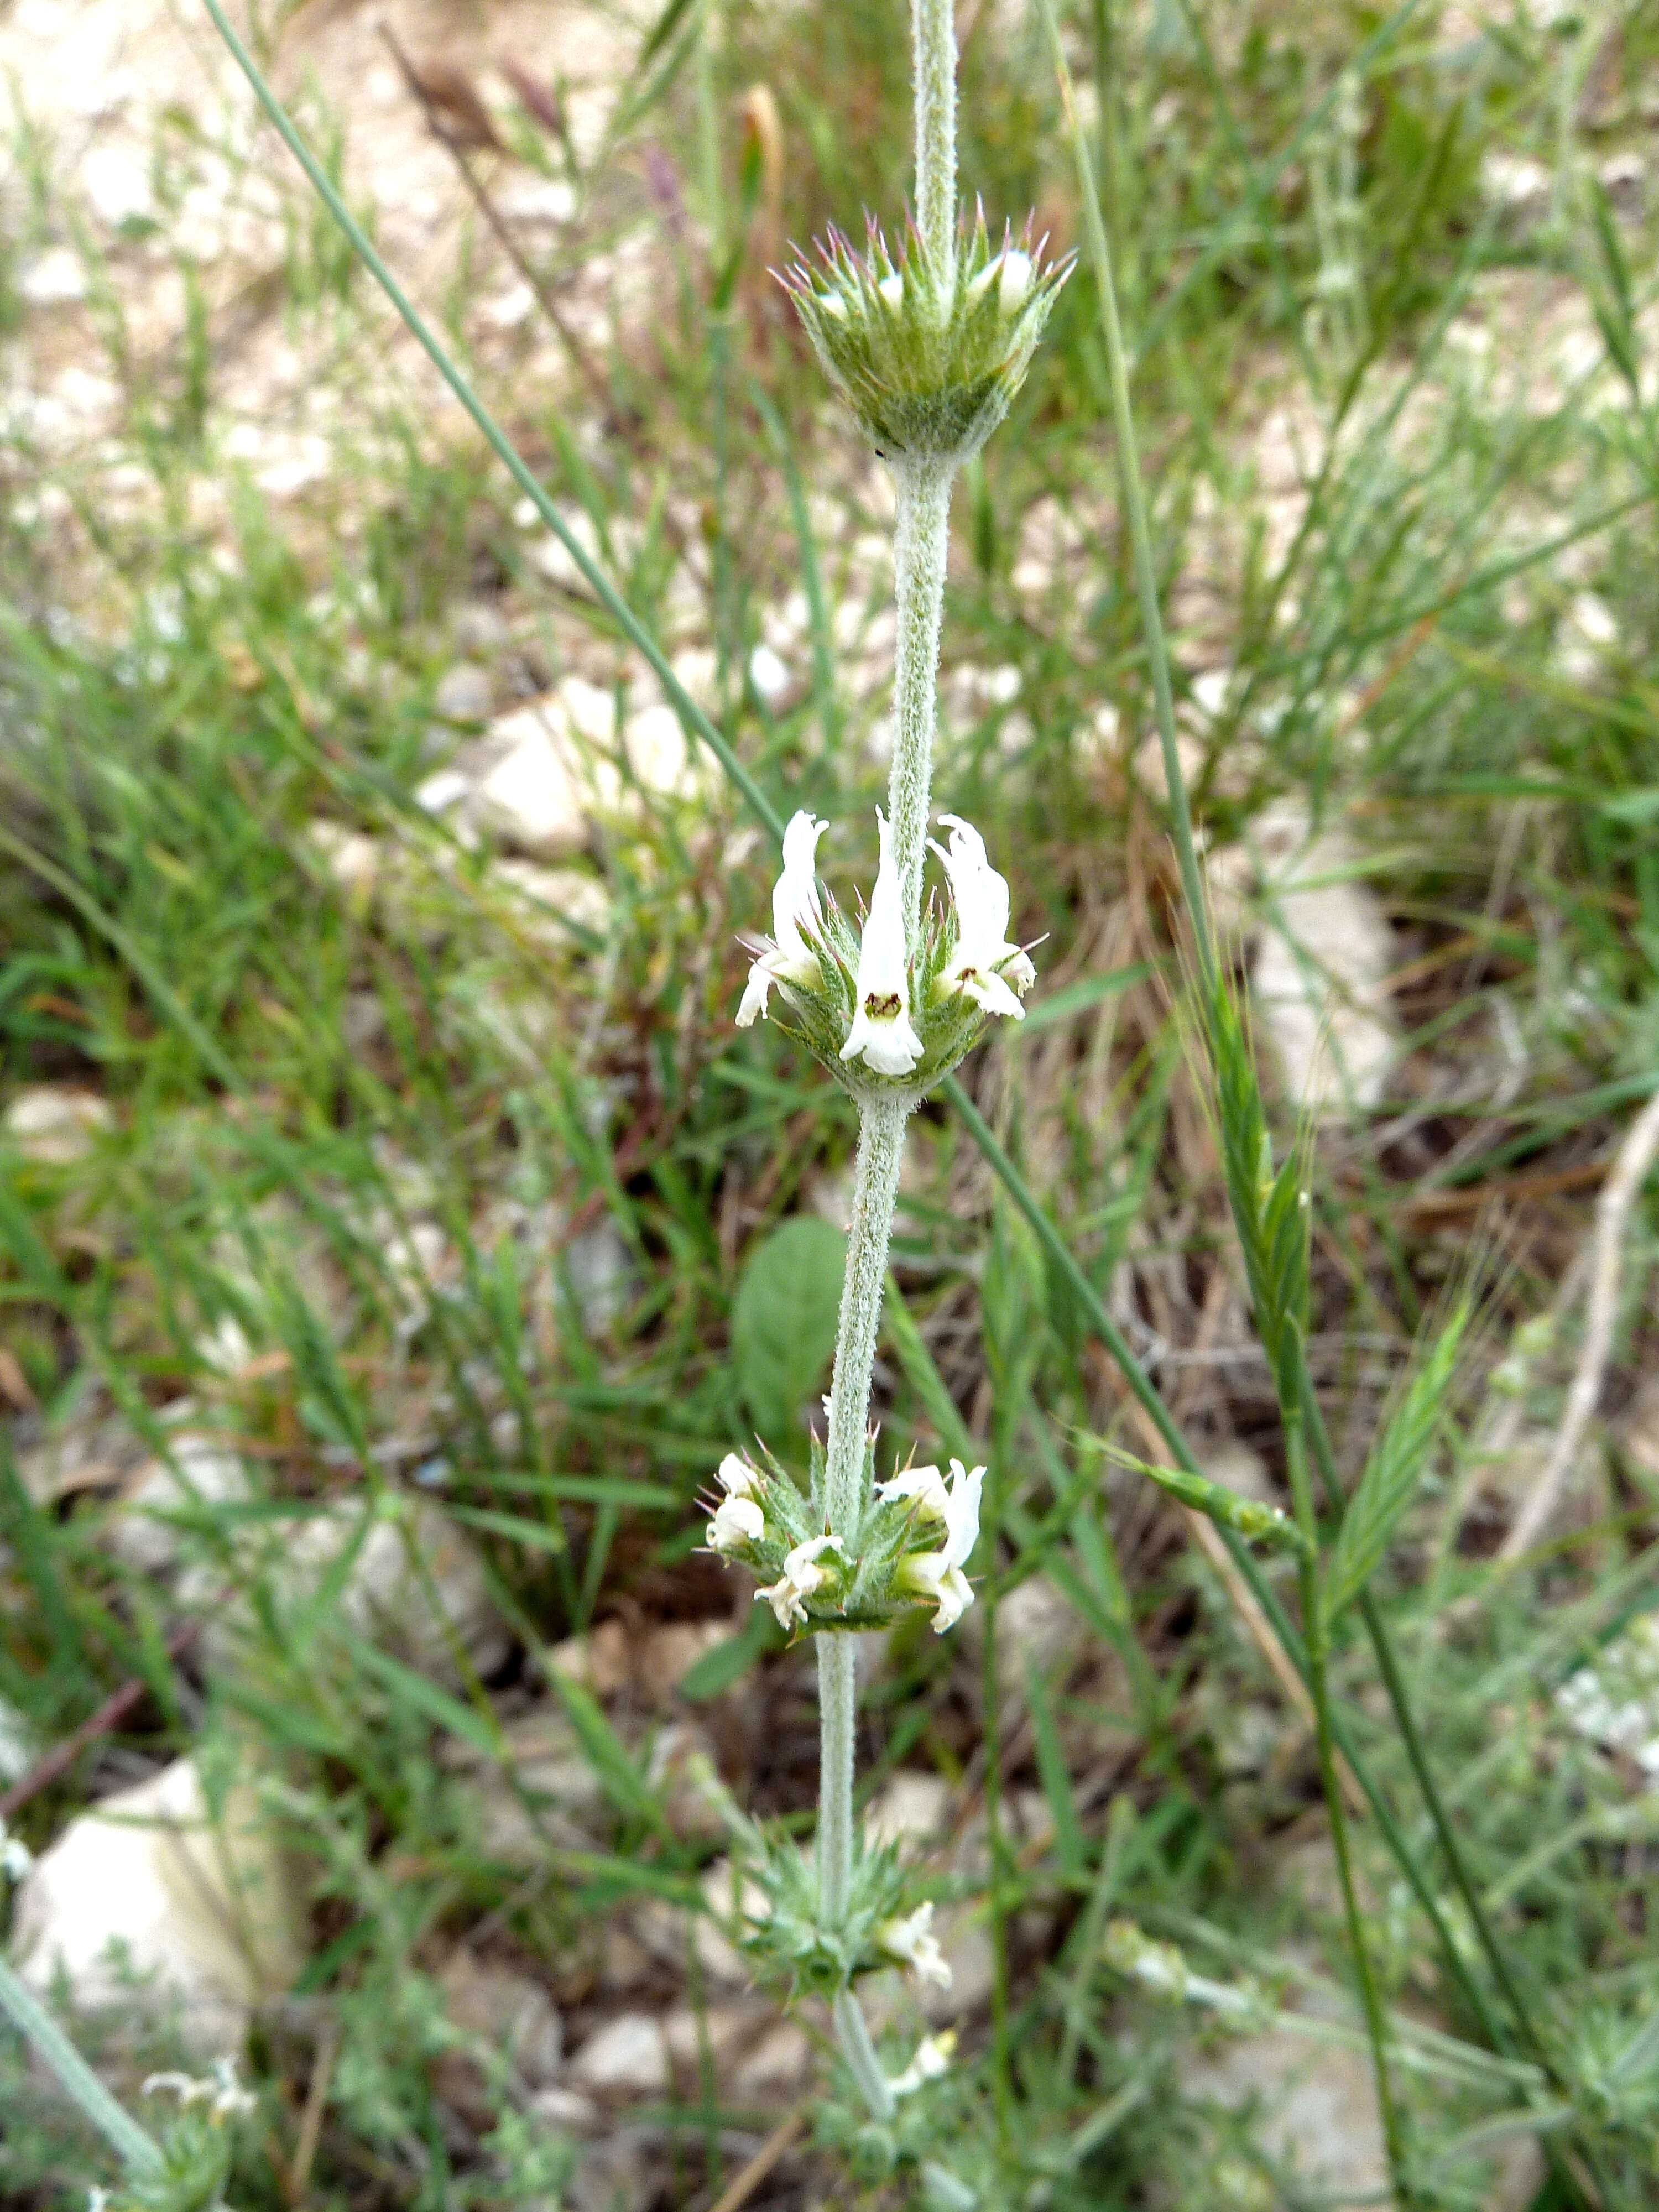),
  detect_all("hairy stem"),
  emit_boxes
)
[822,1098,907,1537]
[816,1635,858,1924]
[911,0,958,272]
[833,1989,896,2120]
[888,457,955,943]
